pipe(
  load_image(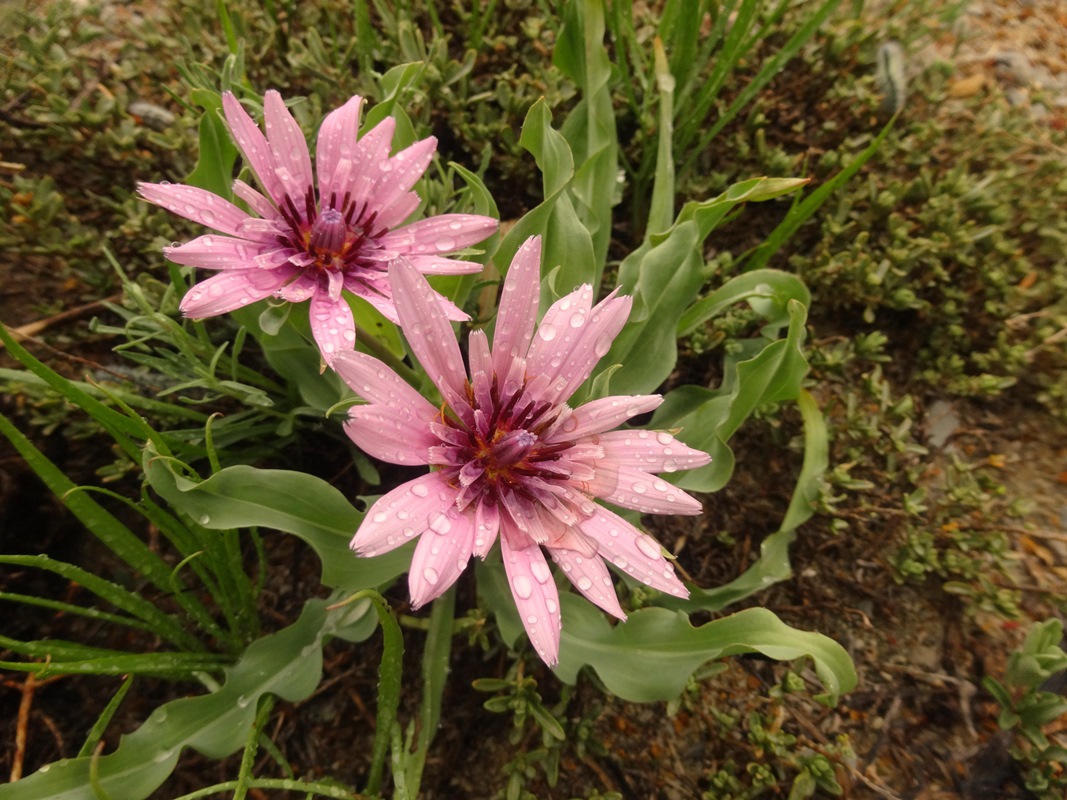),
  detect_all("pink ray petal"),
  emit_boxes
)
[401,255,485,275]
[378,214,499,258]
[492,235,542,376]
[332,350,440,418]
[595,465,704,515]
[263,90,314,217]
[352,472,458,557]
[308,289,355,361]
[232,179,278,220]
[221,92,285,206]
[548,547,626,620]
[408,506,475,608]
[179,266,297,318]
[579,505,689,598]
[315,94,364,201]
[550,395,663,441]
[500,526,562,665]
[345,406,438,465]
[472,500,500,559]
[371,137,437,215]
[389,258,470,415]
[275,271,317,302]
[138,183,252,237]
[595,430,712,473]
[527,288,632,405]
[163,234,262,270]
[372,191,422,231]
[468,330,493,380]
